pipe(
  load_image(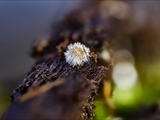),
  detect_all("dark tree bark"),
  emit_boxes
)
[3,54,107,120]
